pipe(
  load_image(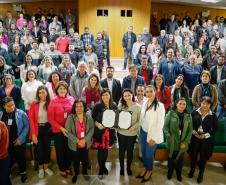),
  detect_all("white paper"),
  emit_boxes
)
[118,111,132,129]
[102,110,116,128]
